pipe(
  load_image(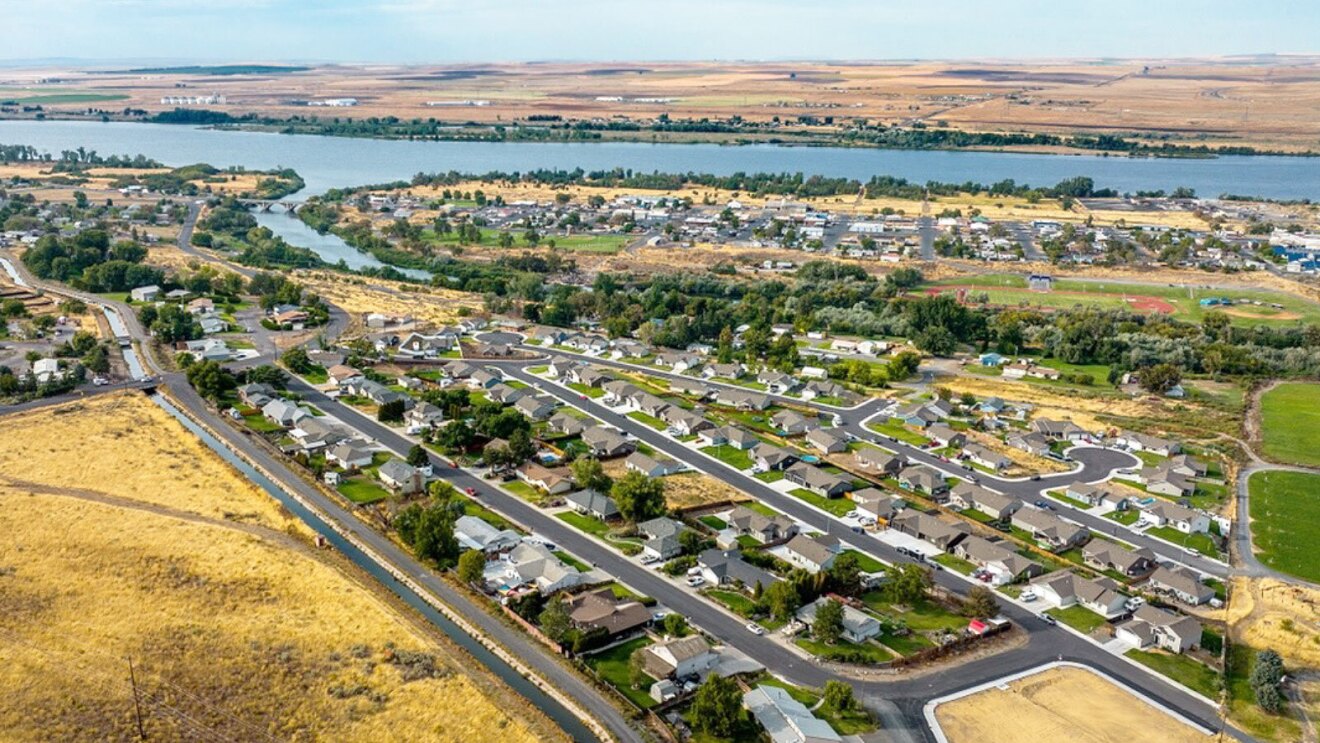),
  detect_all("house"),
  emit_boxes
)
[668,378,712,400]
[602,380,640,405]
[1007,432,1052,457]
[796,597,881,643]
[1030,418,1087,441]
[757,371,800,395]
[743,685,841,743]
[237,382,275,407]
[626,452,683,478]
[378,460,424,495]
[487,383,528,405]
[715,388,772,411]
[516,462,574,495]
[897,465,949,498]
[979,352,1007,367]
[700,426,758,450]
[565,489,620,521]
[770,409,813,435]
[514,395,558,420]
[261,398,307,427]
[1117,605,1203,654]
[1011,508,1090,551]
[406,402,445,430]
[802,380,848,402]
[727,506,798,543]
[1116,431,1181,456]
[953,536,1042,584]
[853,447,904,476]
[290,417,350,452]
[697,549,777,594]
[502,542,583,594]
[130,284,161,302]
[1030,572,1128,619]
[566,588,652,637]
[752,443,798,472]
[781,534,839,573]
[889,511,969,551]
[326,364,364,387]
[547,412,586,437]
[895,402,941,429]
[469,369,503,389]
[1139,467,1195,498]
[326,441,374,470]
[198,315,227,335]
[659,406,714,435]
[926,424,966,449]
[948,483,1022,520]
[805,428,848,454]
[628,392,671,418]
[1147,566,1215,606]
[702,363,745,380]
[637,517,687,560]
[397,332,455,358]
[566,366,609,388]
[1065,481,1122,509]
[1083,541,1157,578]
[444,360,478,379]
[963,443,1011,472]
[1139,501,1210,534]
[1164,454,1208,478]
[544,356,579,377]
[581,426,635,458]
[455,515,521,554]
[639,636,716,680]
[851,488,905,524]
[784,463,854,498]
